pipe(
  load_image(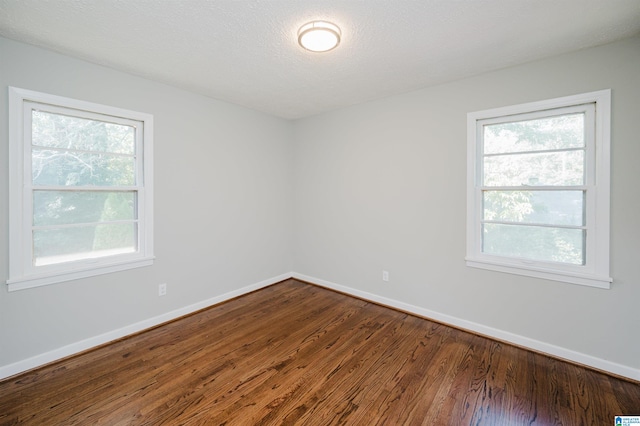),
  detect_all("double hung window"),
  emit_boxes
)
[8,88,154,291]
[466,90,611,288]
